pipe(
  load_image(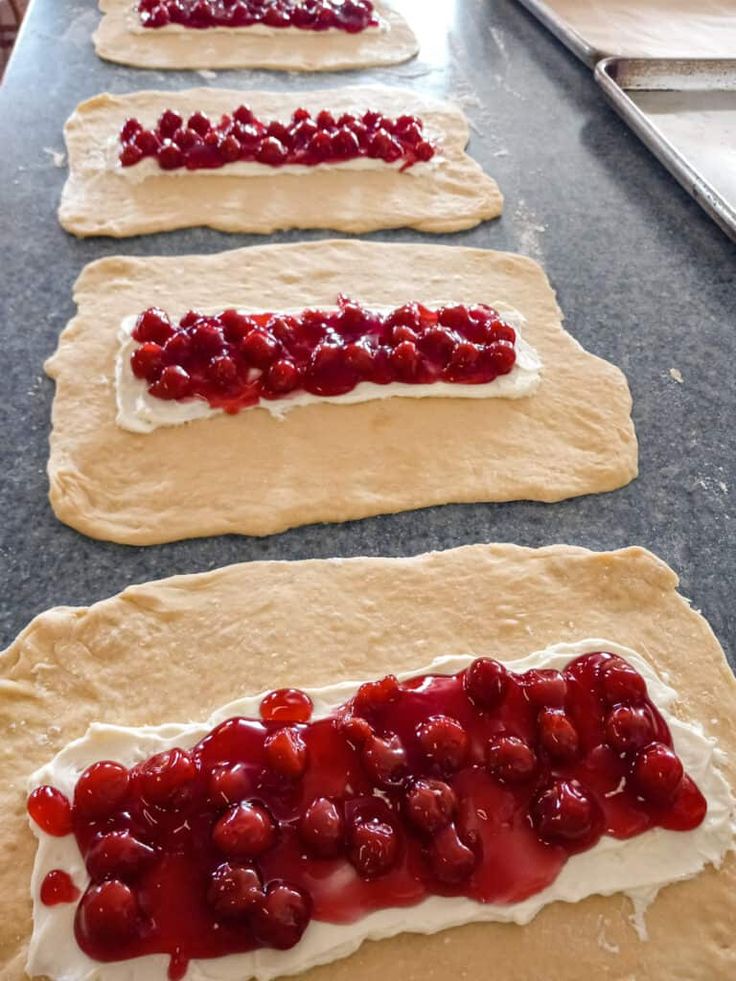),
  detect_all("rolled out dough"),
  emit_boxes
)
[44,240,638,545]
[94,0,418,70]
[541,0,736,58]
[1,543,735,979]
[59,87,503,238]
